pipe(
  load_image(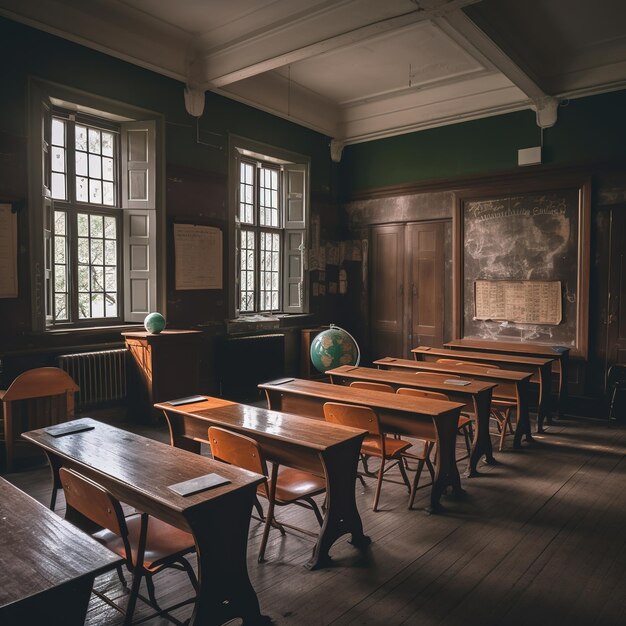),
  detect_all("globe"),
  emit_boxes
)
[144,312,166,334]
[310,325,360,374]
